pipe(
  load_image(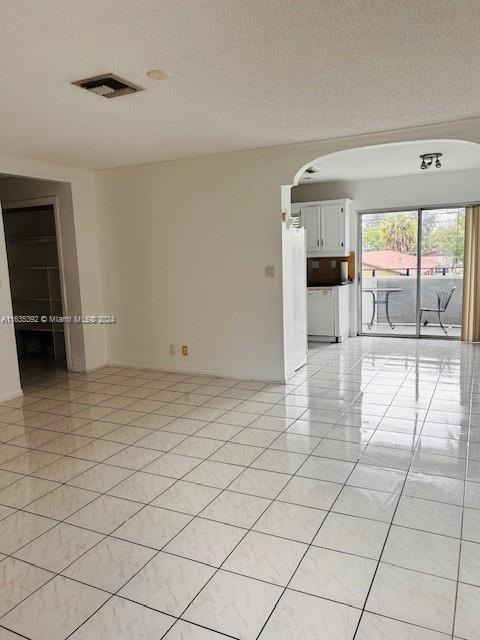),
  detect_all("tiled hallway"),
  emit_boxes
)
[0,337,479,639]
